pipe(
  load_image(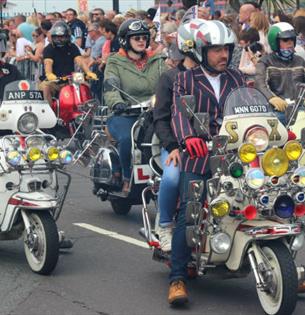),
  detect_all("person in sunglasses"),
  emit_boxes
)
[255,22,305,125]
[104,18,166,195]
